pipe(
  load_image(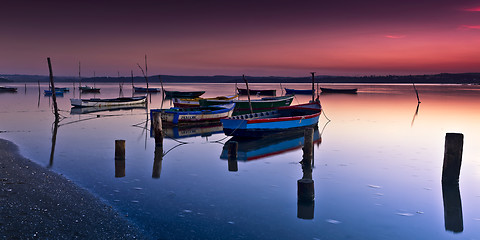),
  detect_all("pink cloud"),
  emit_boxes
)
[463,6,480,11]
[459,25,480,30]
[384,35,406,39]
